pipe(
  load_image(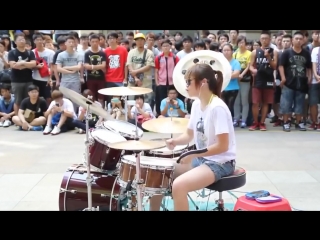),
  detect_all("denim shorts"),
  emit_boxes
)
[191,157,235,183]
[280,86,306,115]
[308,84,320,106]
